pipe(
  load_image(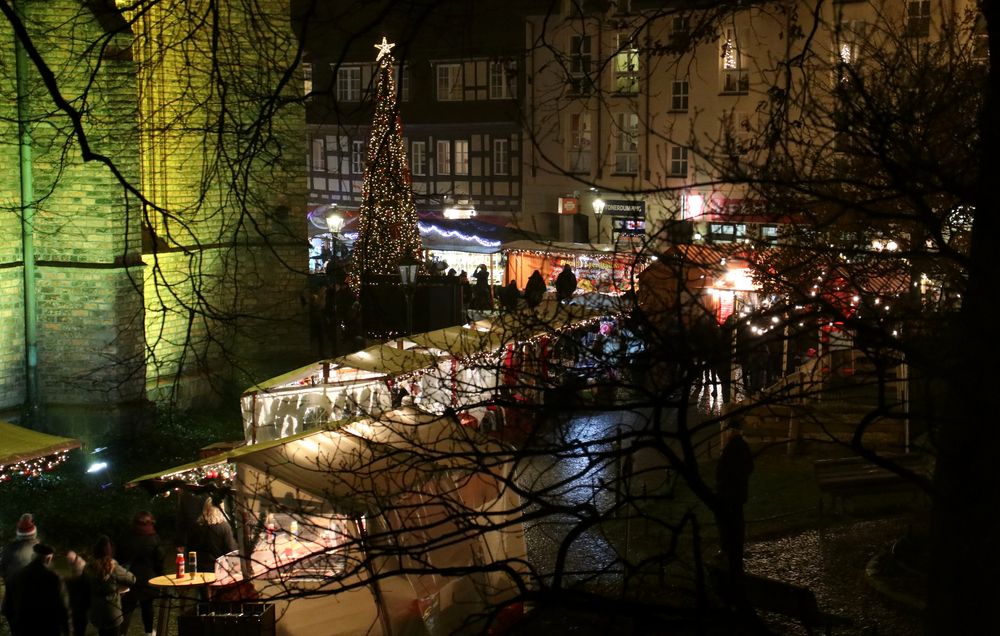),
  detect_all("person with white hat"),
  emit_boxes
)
[1,513,41,629]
